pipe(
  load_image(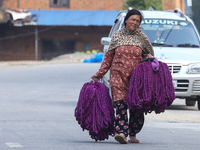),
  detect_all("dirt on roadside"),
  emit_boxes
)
[145,99,200,123]
[0,53,93,67]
